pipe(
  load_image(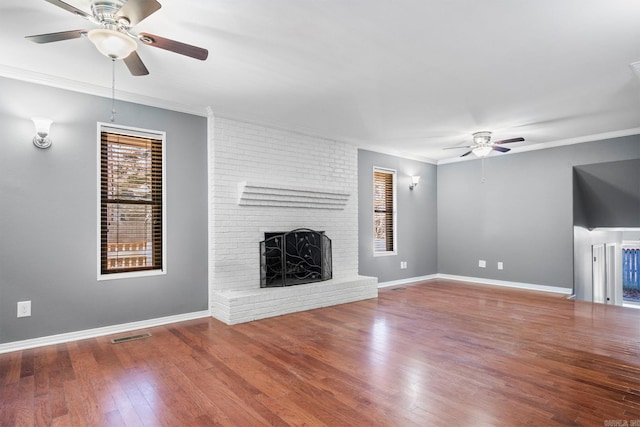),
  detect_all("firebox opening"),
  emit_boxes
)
[260,228,332,288]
